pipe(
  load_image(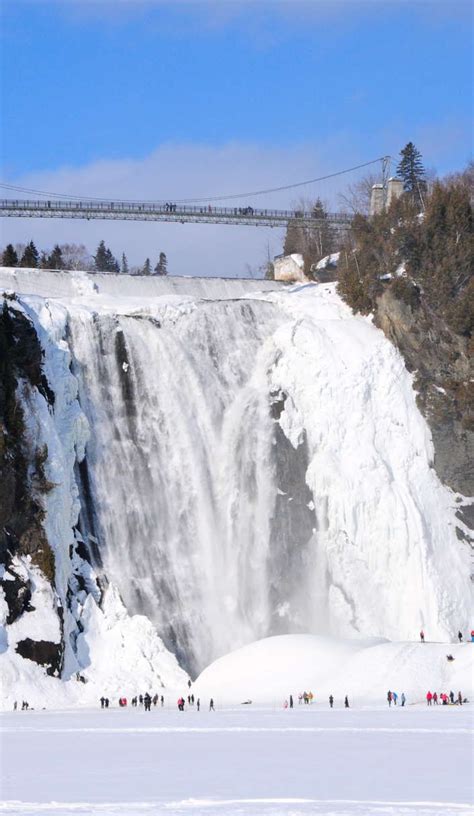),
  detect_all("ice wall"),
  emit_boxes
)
[6,271,471,677]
